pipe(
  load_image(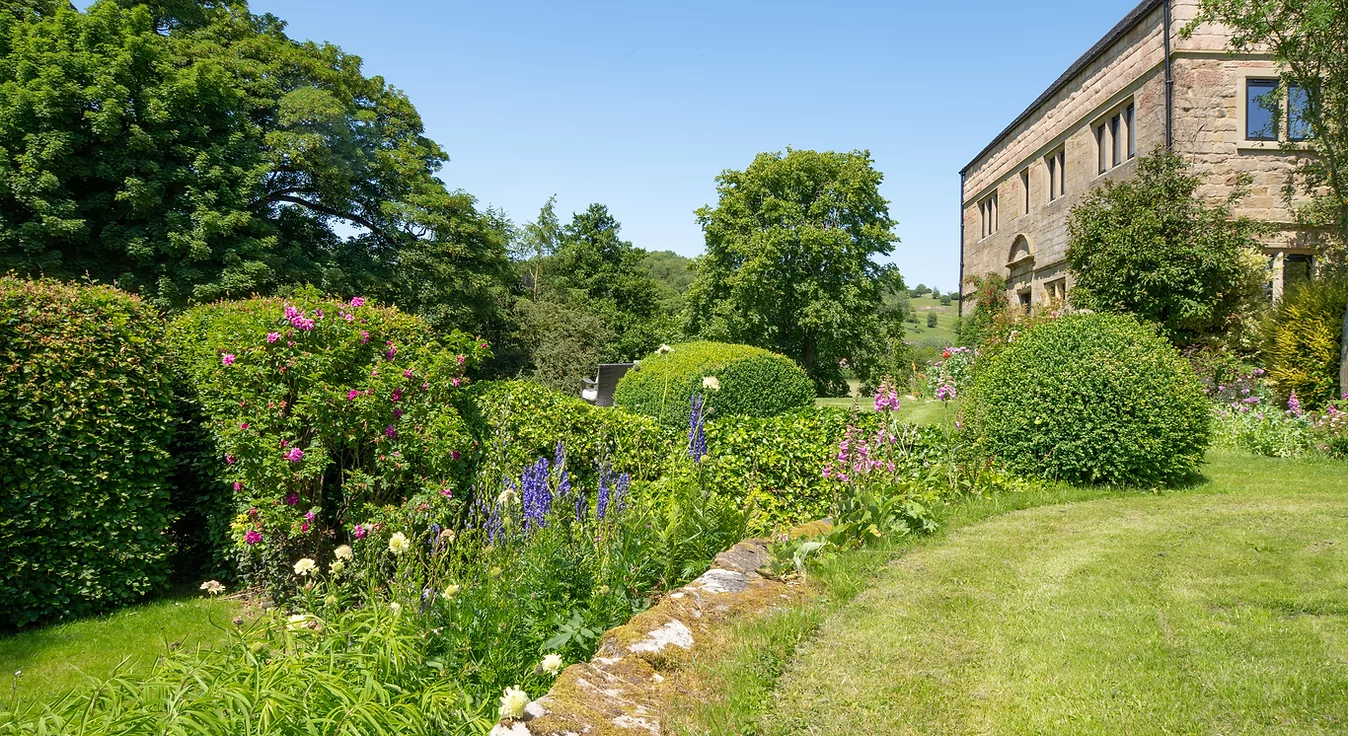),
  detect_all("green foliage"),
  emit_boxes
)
[0,0,512,336]
[1,603,491,735]
[640,249,696,294]
[0,278,174,629]
[1066,149,1267,342]
[1262,276,1347,408]
[685,148,903,394]
[509,297,613,395]
[956,273,1013,349]
[165,293,486,591]
[459,379,672,489]
[969,313,1212,485]
[1215,410,1314,458]
[614,341,815,429]
[926,313,938,329]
